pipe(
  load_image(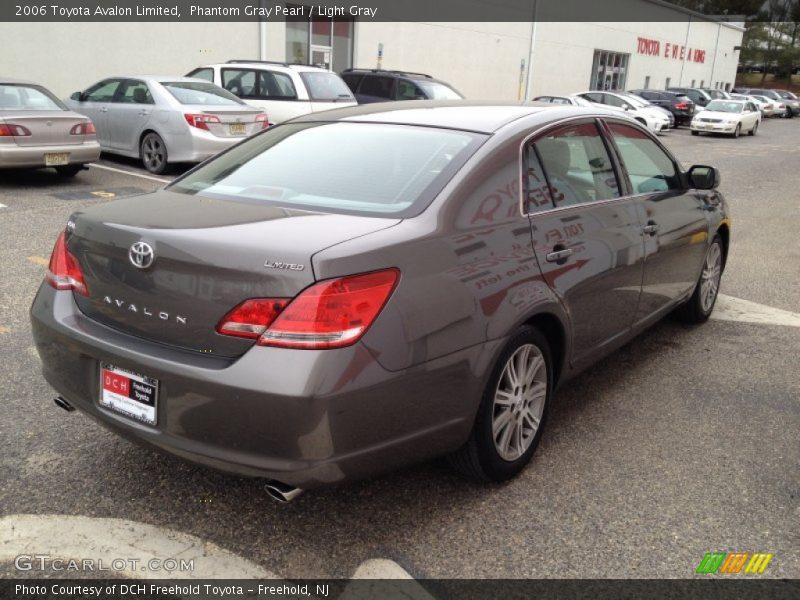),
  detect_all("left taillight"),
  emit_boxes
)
[69,122,96,135]
[184,113,221,130]
[0,123,32,137]
[255,113,269,129]
[45,231,89,296]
